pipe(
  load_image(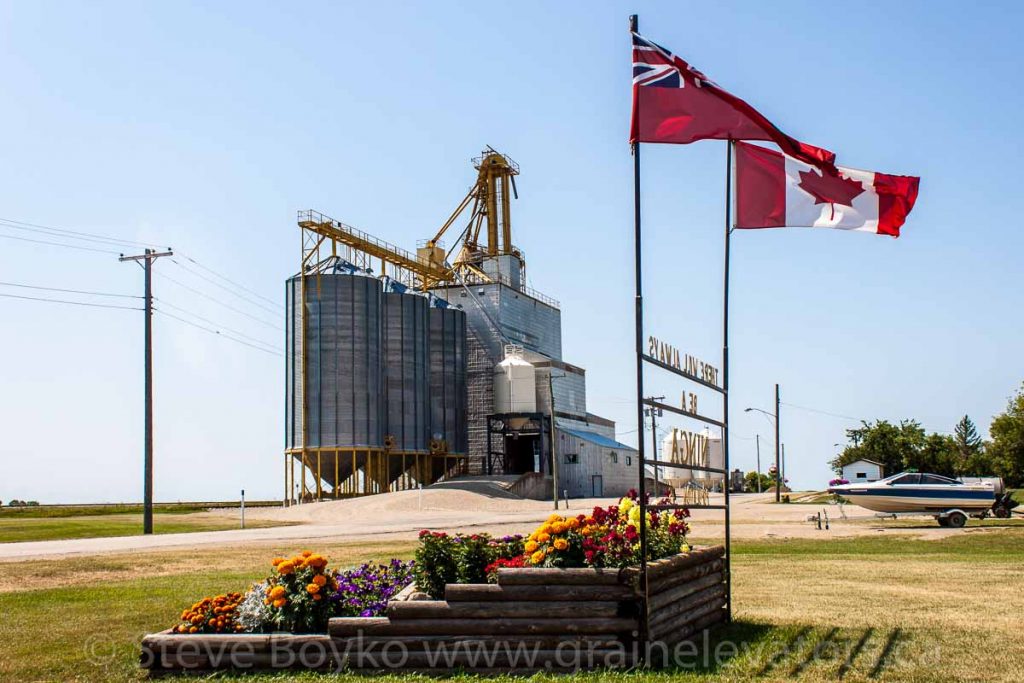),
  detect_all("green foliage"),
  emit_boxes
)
[264,553,336,634]
[413,532,525,598]
[905,433,958,477]
[412,532,458,598]
[987,383,1024,487]
[830,419,984,479]
[454,534,495,585]
[954,415,984,474]
[826,387,1024,484]
[744,471,774,492]
[829,419,926,477]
